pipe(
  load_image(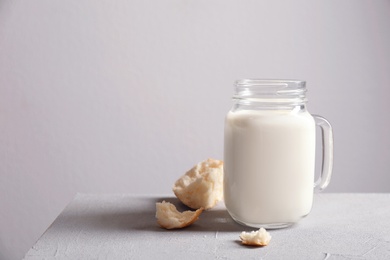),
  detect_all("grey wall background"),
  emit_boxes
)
[1,0,389,259]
